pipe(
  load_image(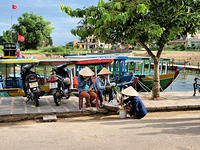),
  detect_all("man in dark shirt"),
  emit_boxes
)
[121,86,147,119]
